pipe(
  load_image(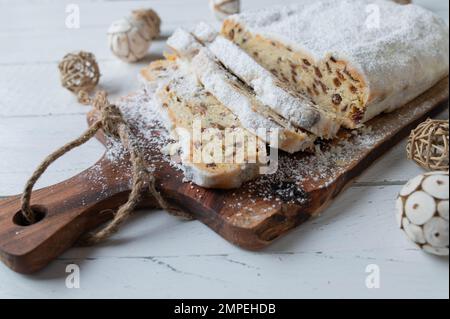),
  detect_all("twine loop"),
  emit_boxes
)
[20,91,192,246]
